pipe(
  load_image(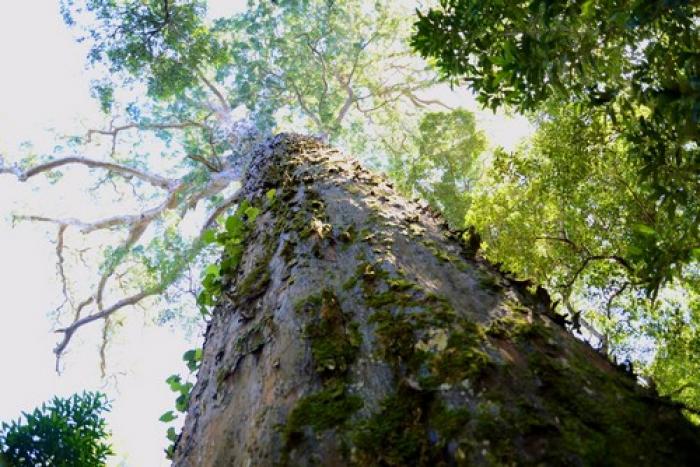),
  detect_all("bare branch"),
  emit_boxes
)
[55,225,71,310]
[45,167,241,361]
[330,30,378,130]
[54,288,157,362]
[1,156,174,189]
[95,221,150,311]
[16,180,184,236]
[86,118,213,160]
[74,297,94,322]
[288,78,325,134]
[303,36,329,96]
[333,70,355,131]
[85,120,208,143]
[403,91,453,110]
[99,317,111,378]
